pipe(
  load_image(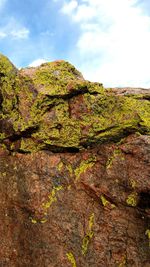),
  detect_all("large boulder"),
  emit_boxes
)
[0,54,150,266]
